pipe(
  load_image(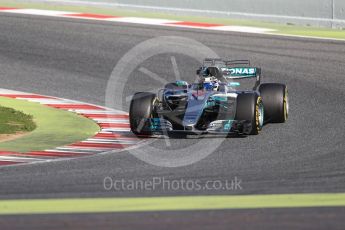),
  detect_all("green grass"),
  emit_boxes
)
[0,96,99,152]
[0,106,36,134]
[0,193,345,215]
[1,0,345,40]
